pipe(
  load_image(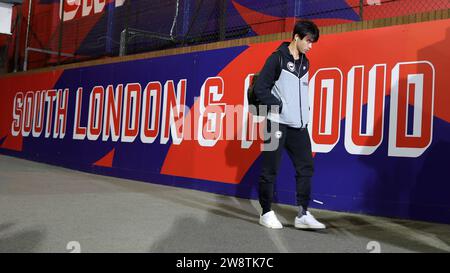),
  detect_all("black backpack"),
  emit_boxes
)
[247,51,283,115]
